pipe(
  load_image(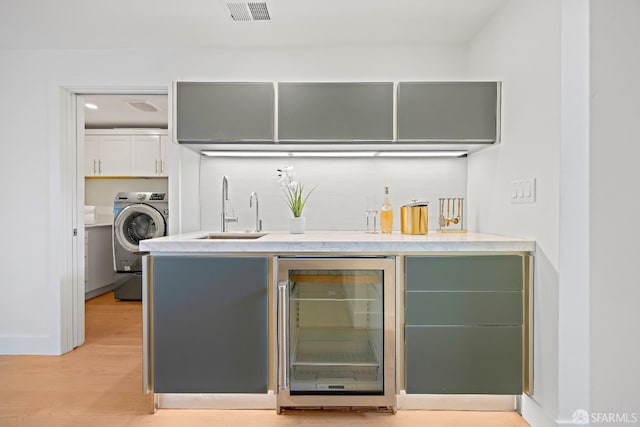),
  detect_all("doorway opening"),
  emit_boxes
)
[63,87,168,352]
